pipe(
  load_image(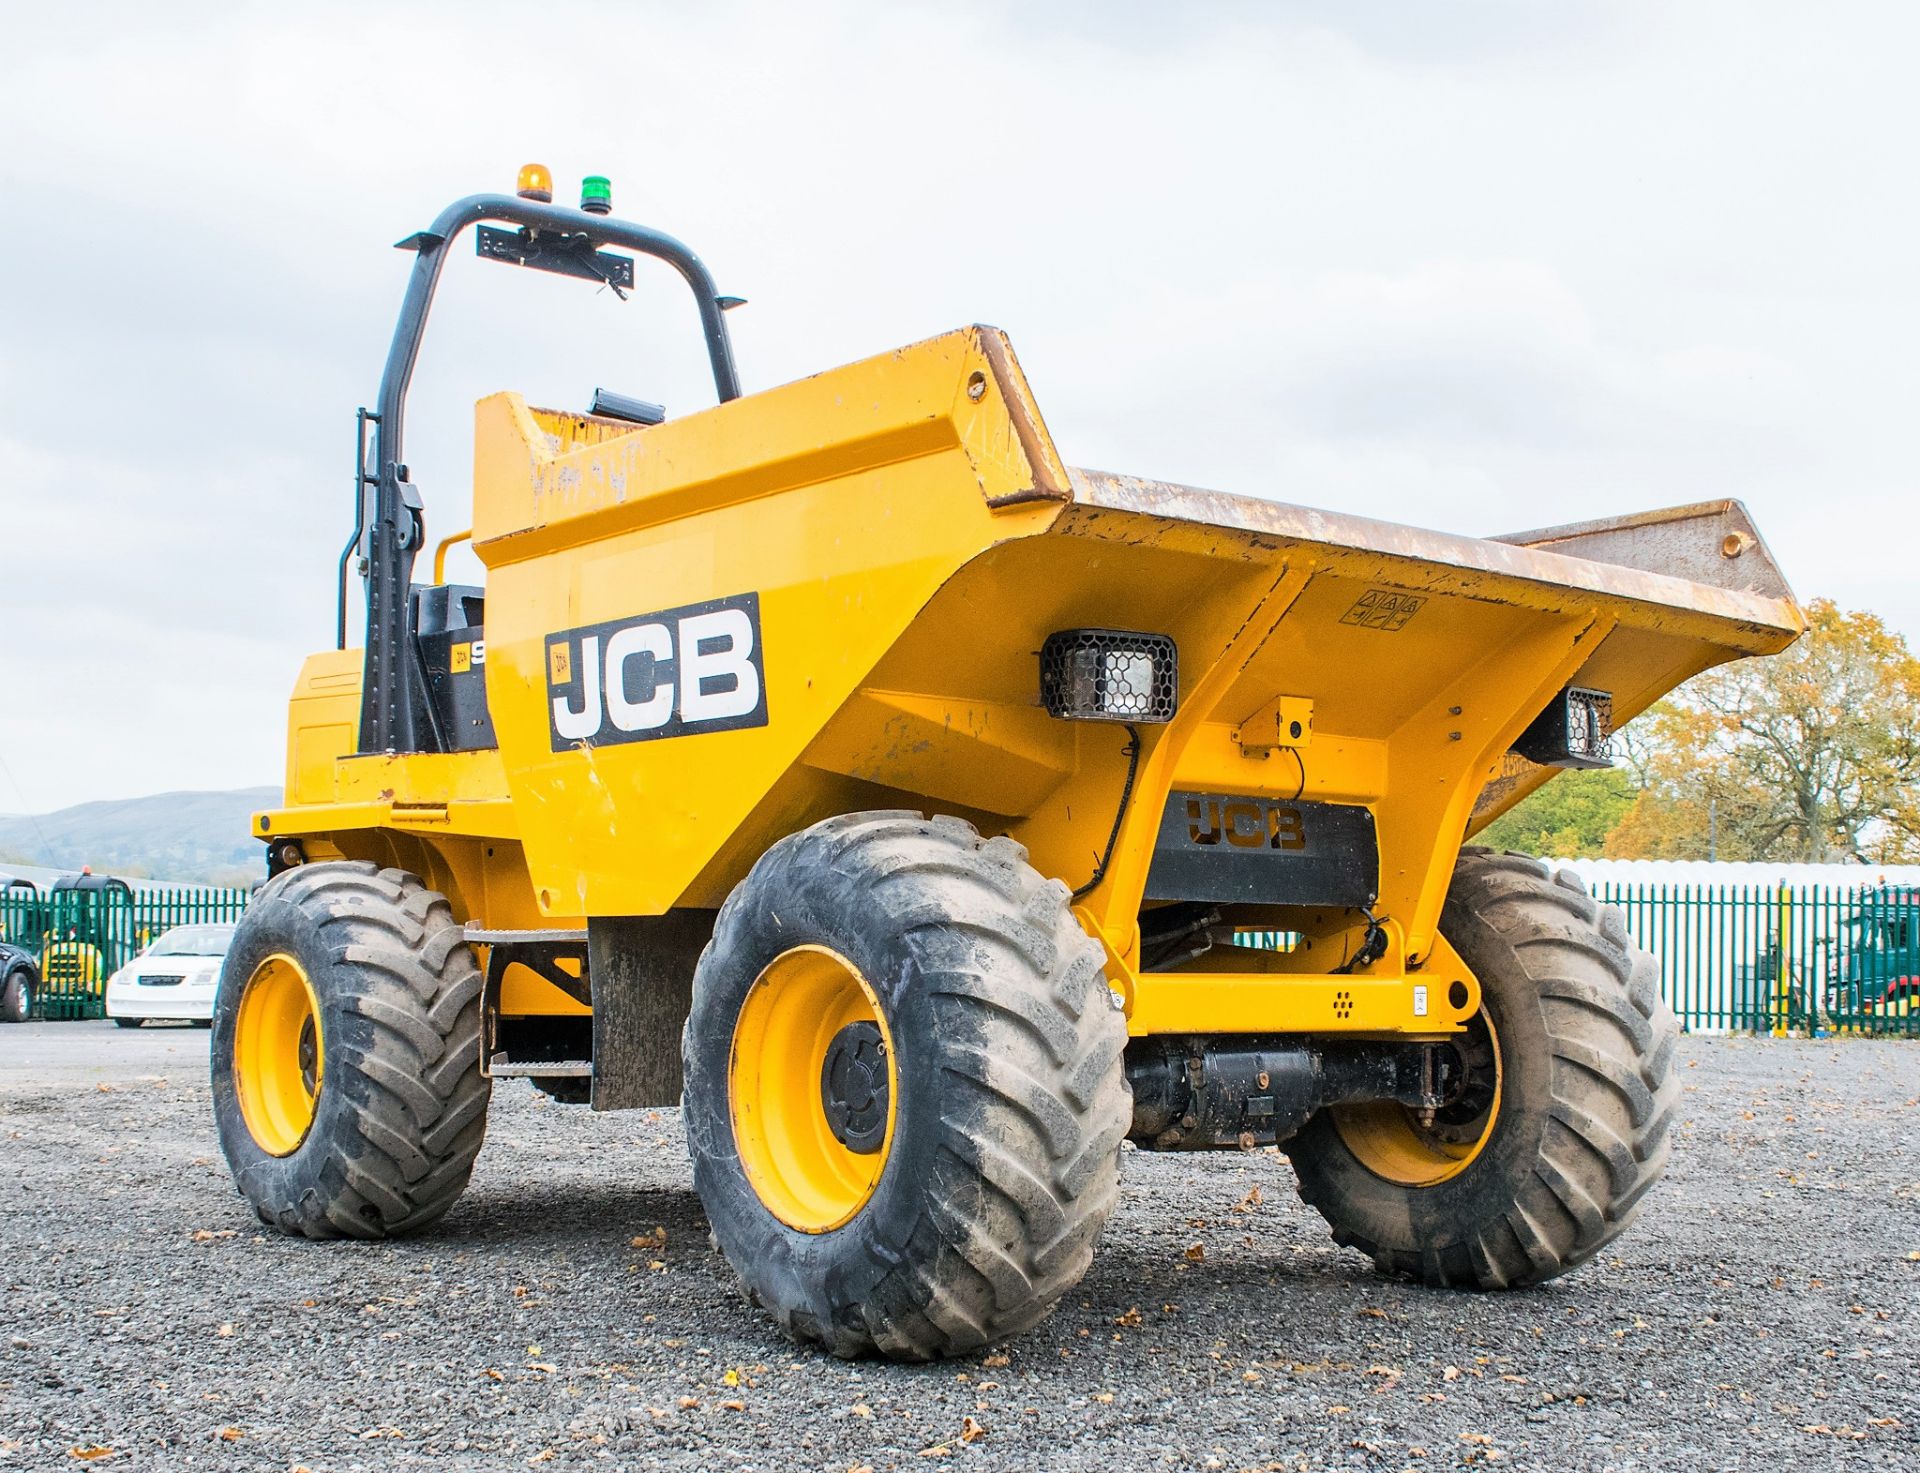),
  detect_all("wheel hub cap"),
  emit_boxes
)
[821,1021,889,1153]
